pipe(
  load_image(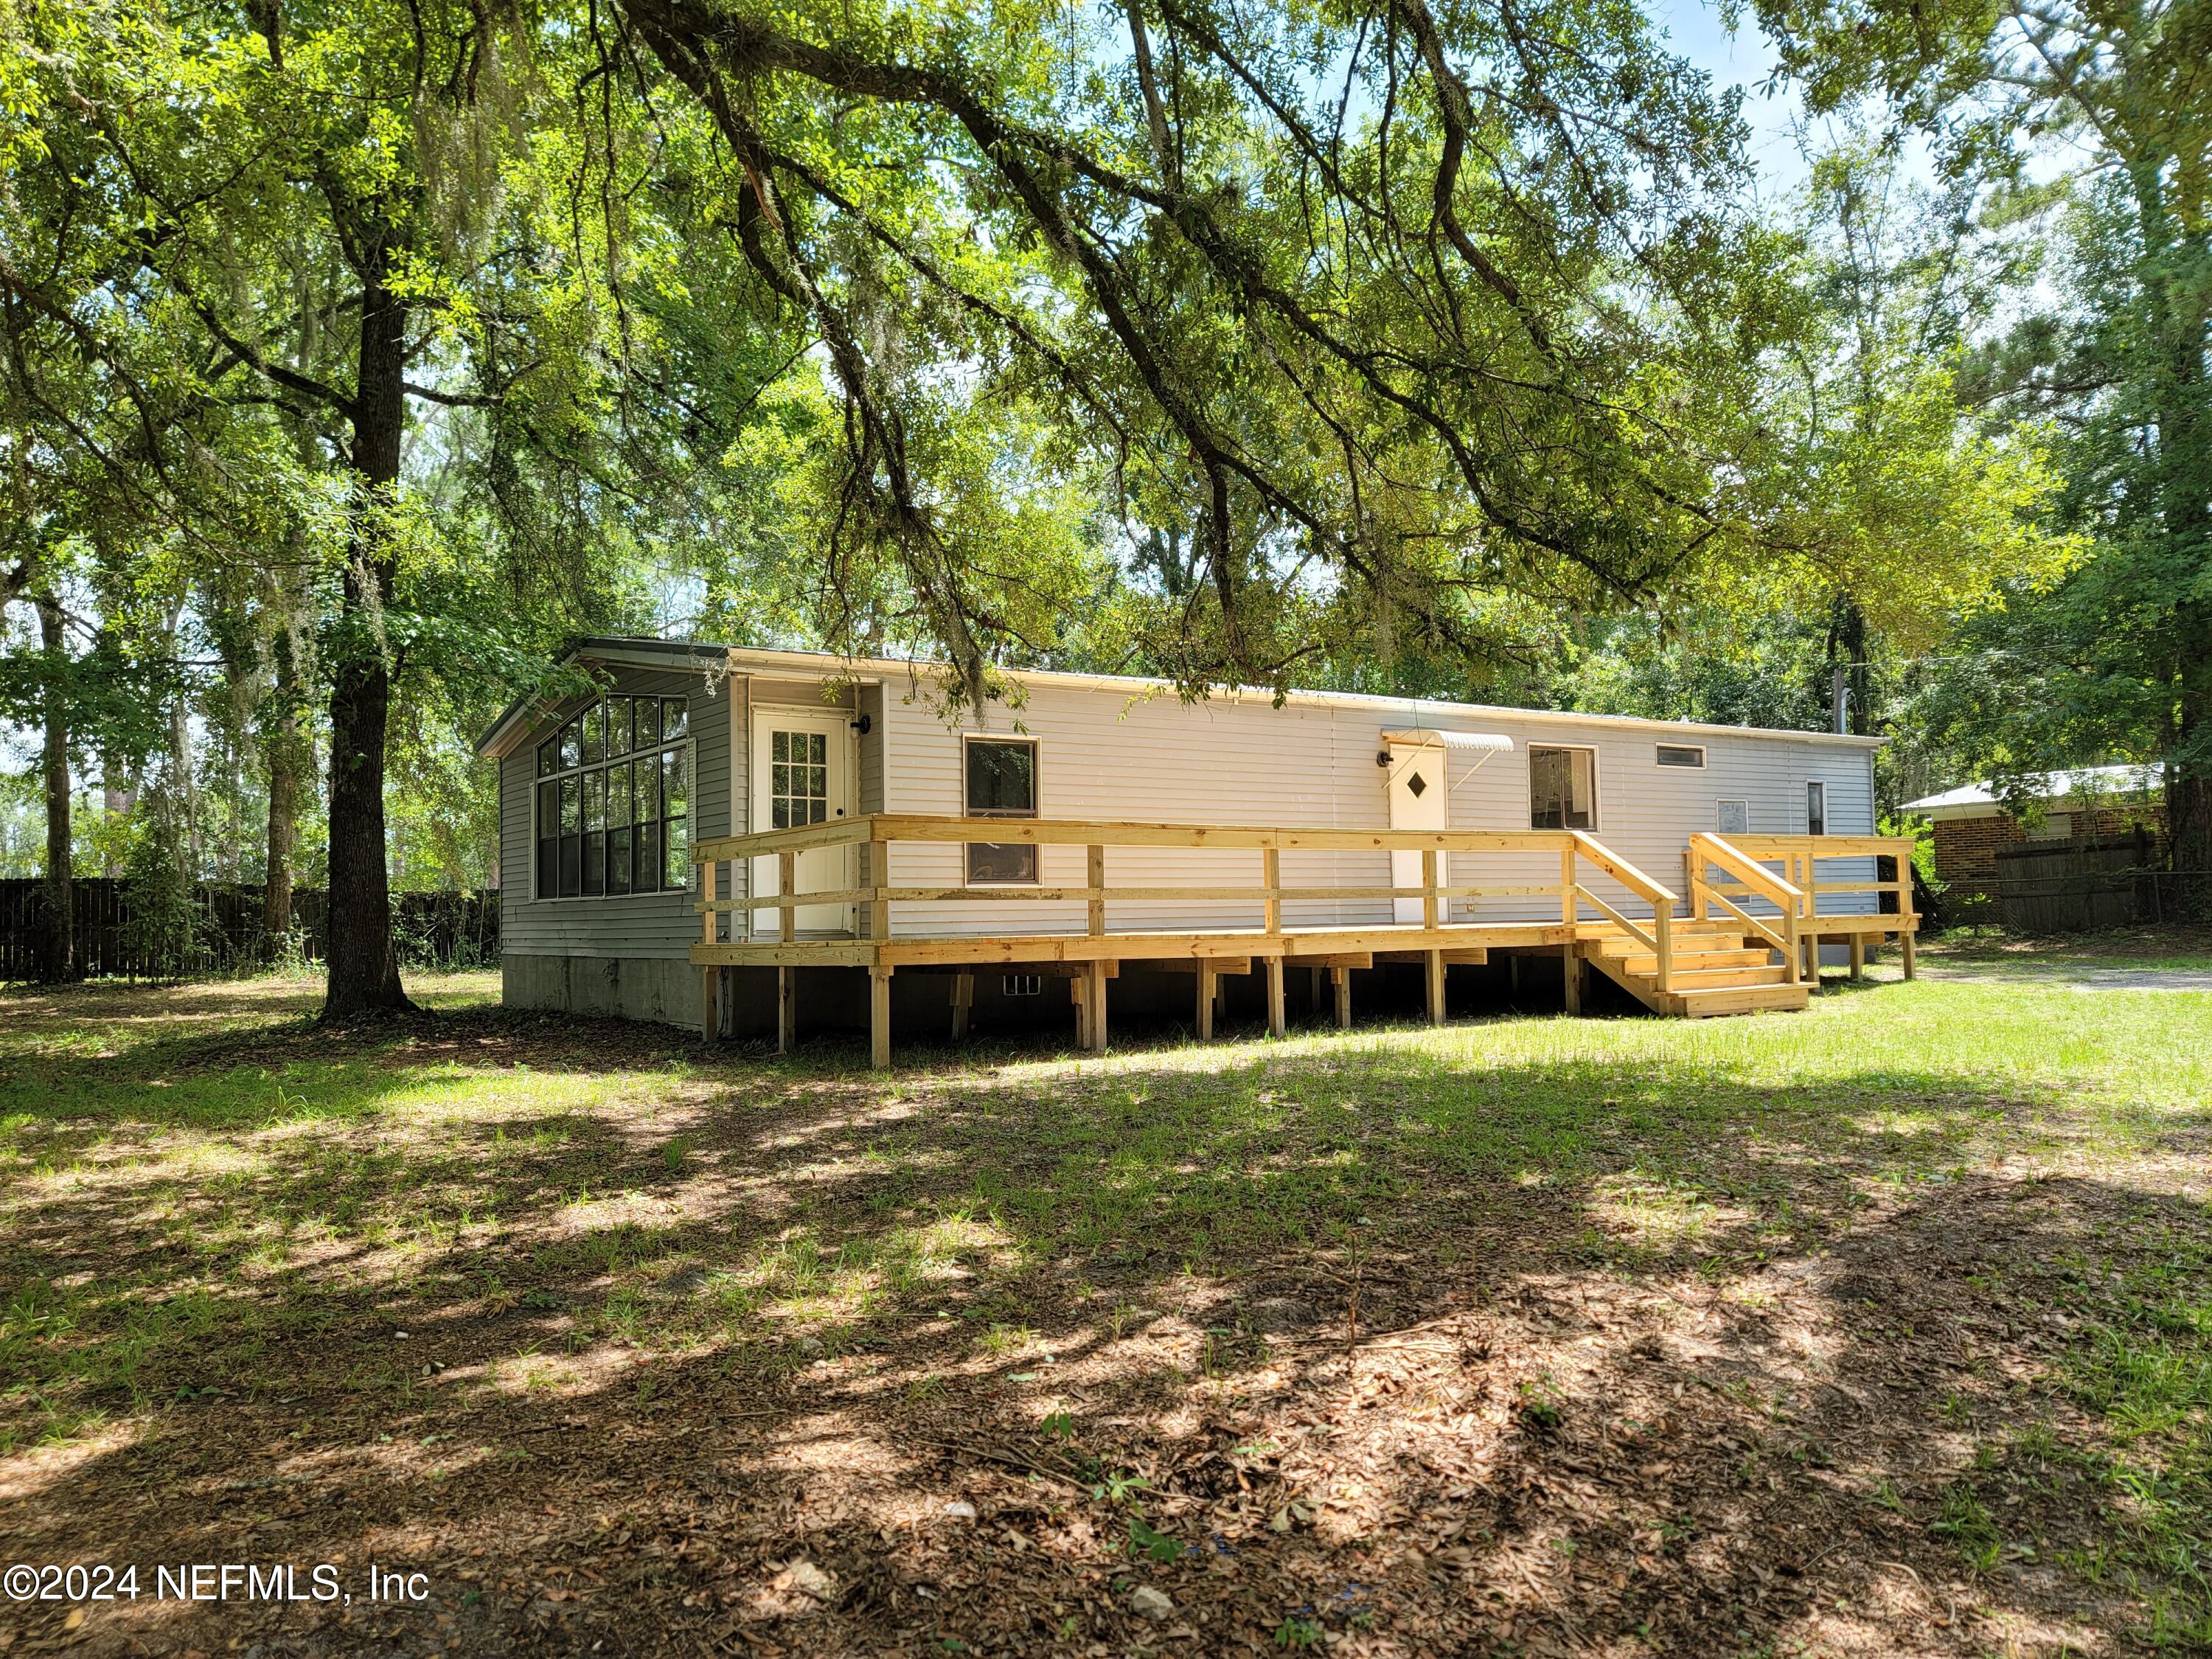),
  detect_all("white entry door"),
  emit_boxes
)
[1385,738,1450,923]
[750,706,858,937]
